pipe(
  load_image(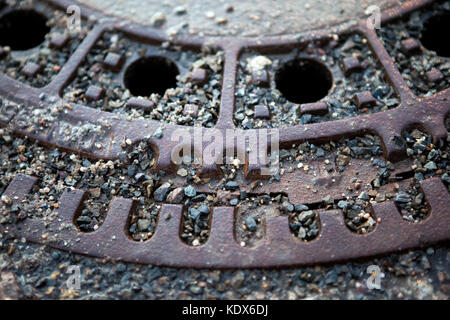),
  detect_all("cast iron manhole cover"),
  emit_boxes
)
[0,0,449,268]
